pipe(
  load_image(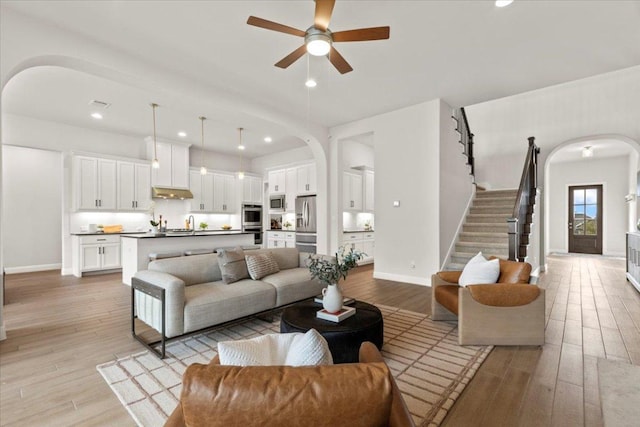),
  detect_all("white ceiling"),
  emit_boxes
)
[2,1,640,157]
[548,139,633,164]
